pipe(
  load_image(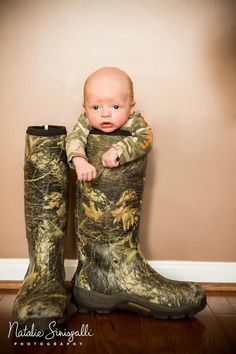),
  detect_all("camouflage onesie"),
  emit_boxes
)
[66,111,153,166]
